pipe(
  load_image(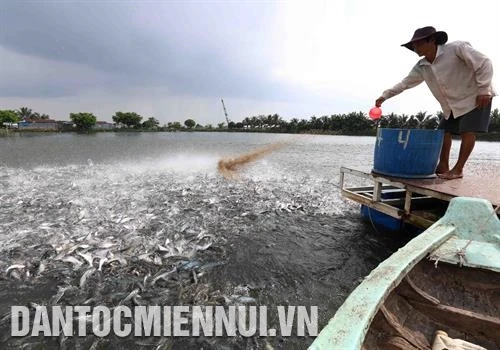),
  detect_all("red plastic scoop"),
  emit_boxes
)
[369,106,382,120]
